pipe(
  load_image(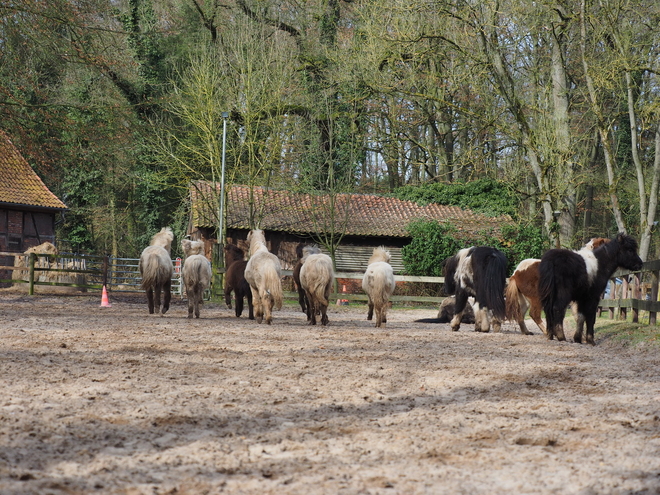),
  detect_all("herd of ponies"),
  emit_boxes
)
[138,228,644,345]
